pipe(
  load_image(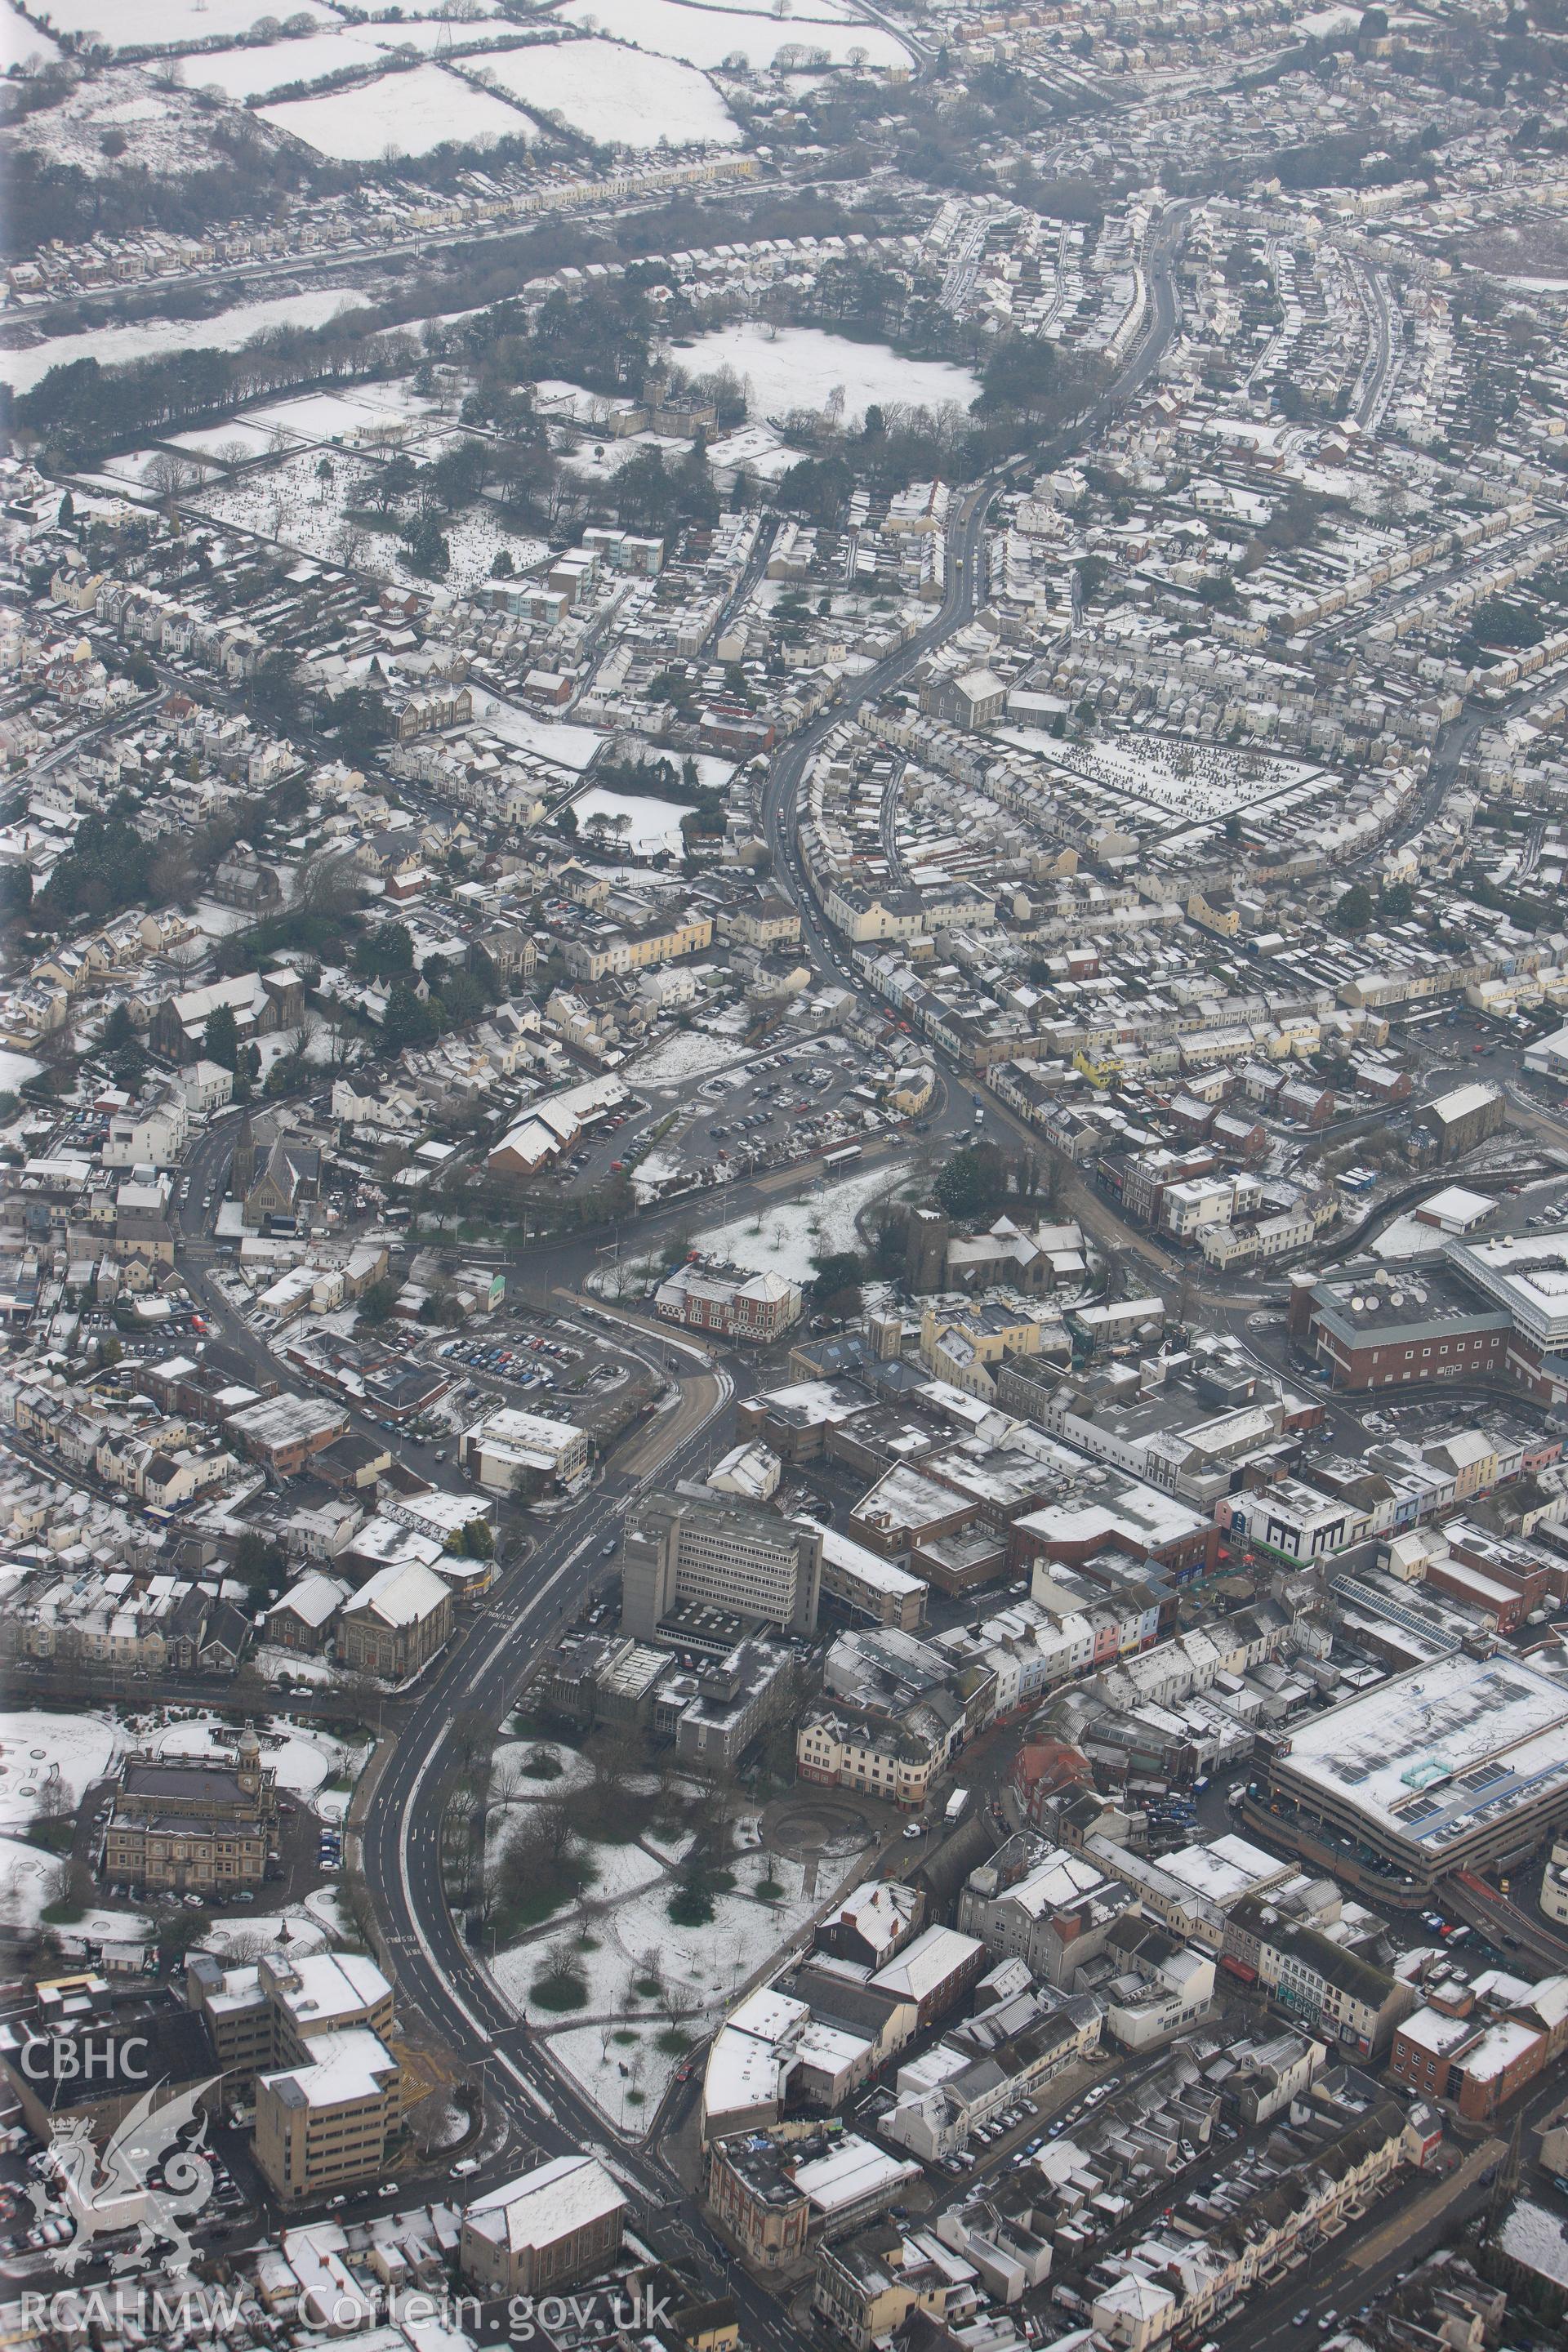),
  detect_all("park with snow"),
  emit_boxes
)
[483,1737,875,2133]
[679,321,981,430]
